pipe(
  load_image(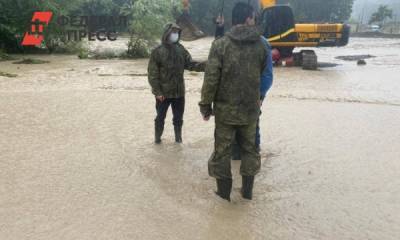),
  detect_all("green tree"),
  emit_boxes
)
[369,5,393,26]
[288,0,354,22]
[187,0,355,35]
[121,0,175,58]
[0,0,82,52]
